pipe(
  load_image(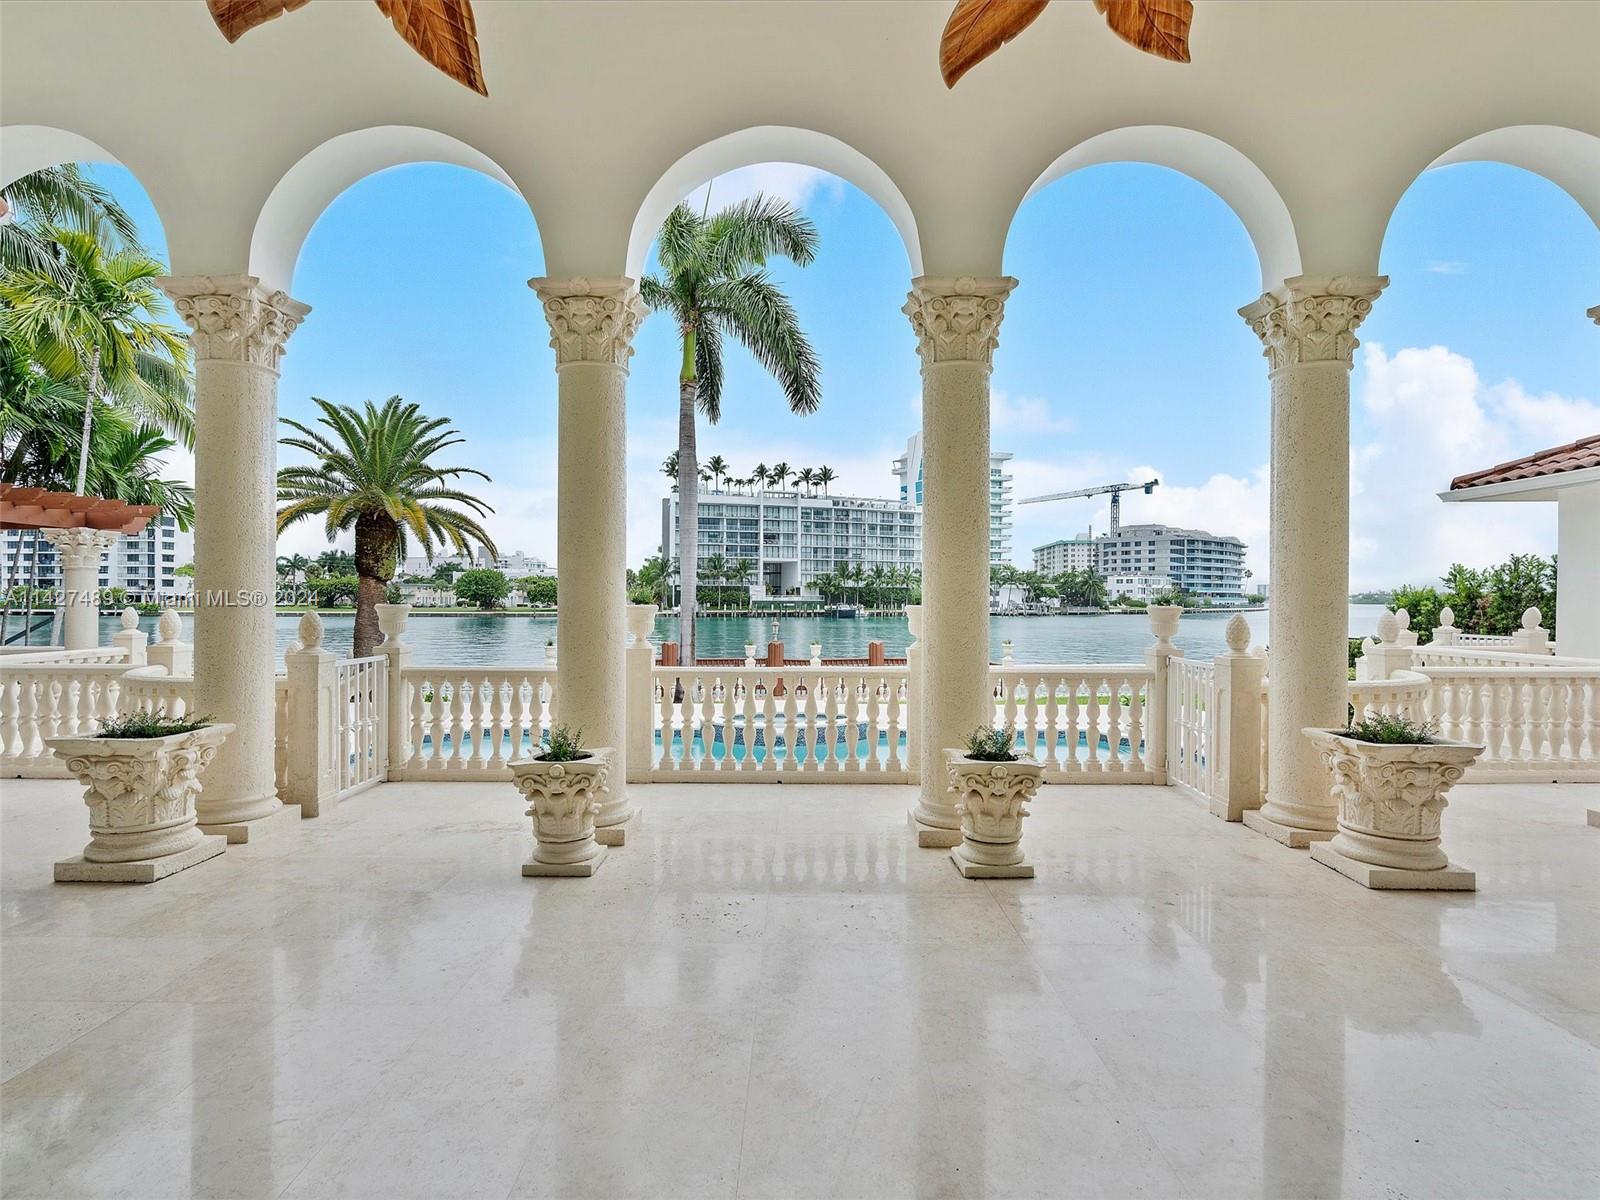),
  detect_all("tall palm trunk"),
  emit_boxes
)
[74,345,102,495]
[352,513,398,659]
[676,354,699,662]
